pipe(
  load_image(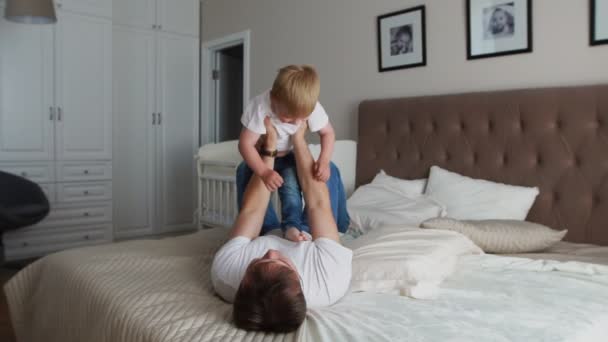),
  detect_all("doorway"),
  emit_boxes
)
[201,30,250,145]
[214,45,243,142]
